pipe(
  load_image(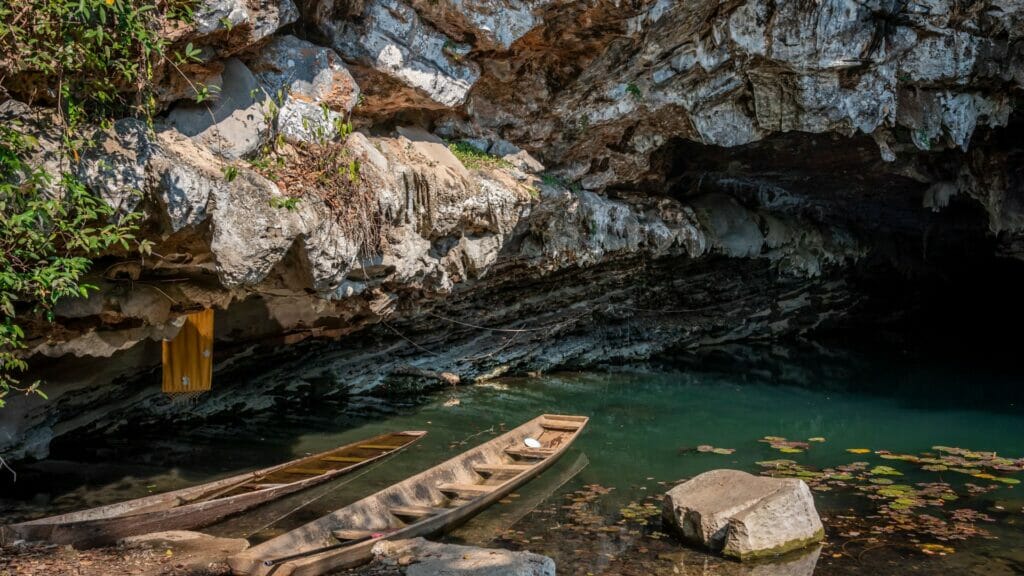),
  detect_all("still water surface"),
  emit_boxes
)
[2,353,1023,574]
